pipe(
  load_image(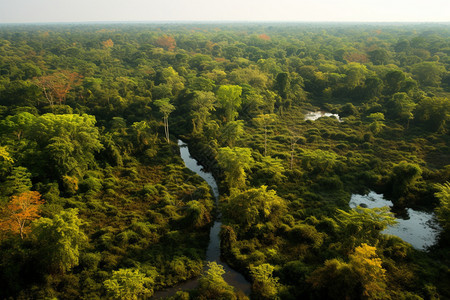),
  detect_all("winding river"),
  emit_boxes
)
[152,140,251,299]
